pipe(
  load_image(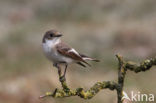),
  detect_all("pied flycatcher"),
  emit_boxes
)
[42,29,100,78]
